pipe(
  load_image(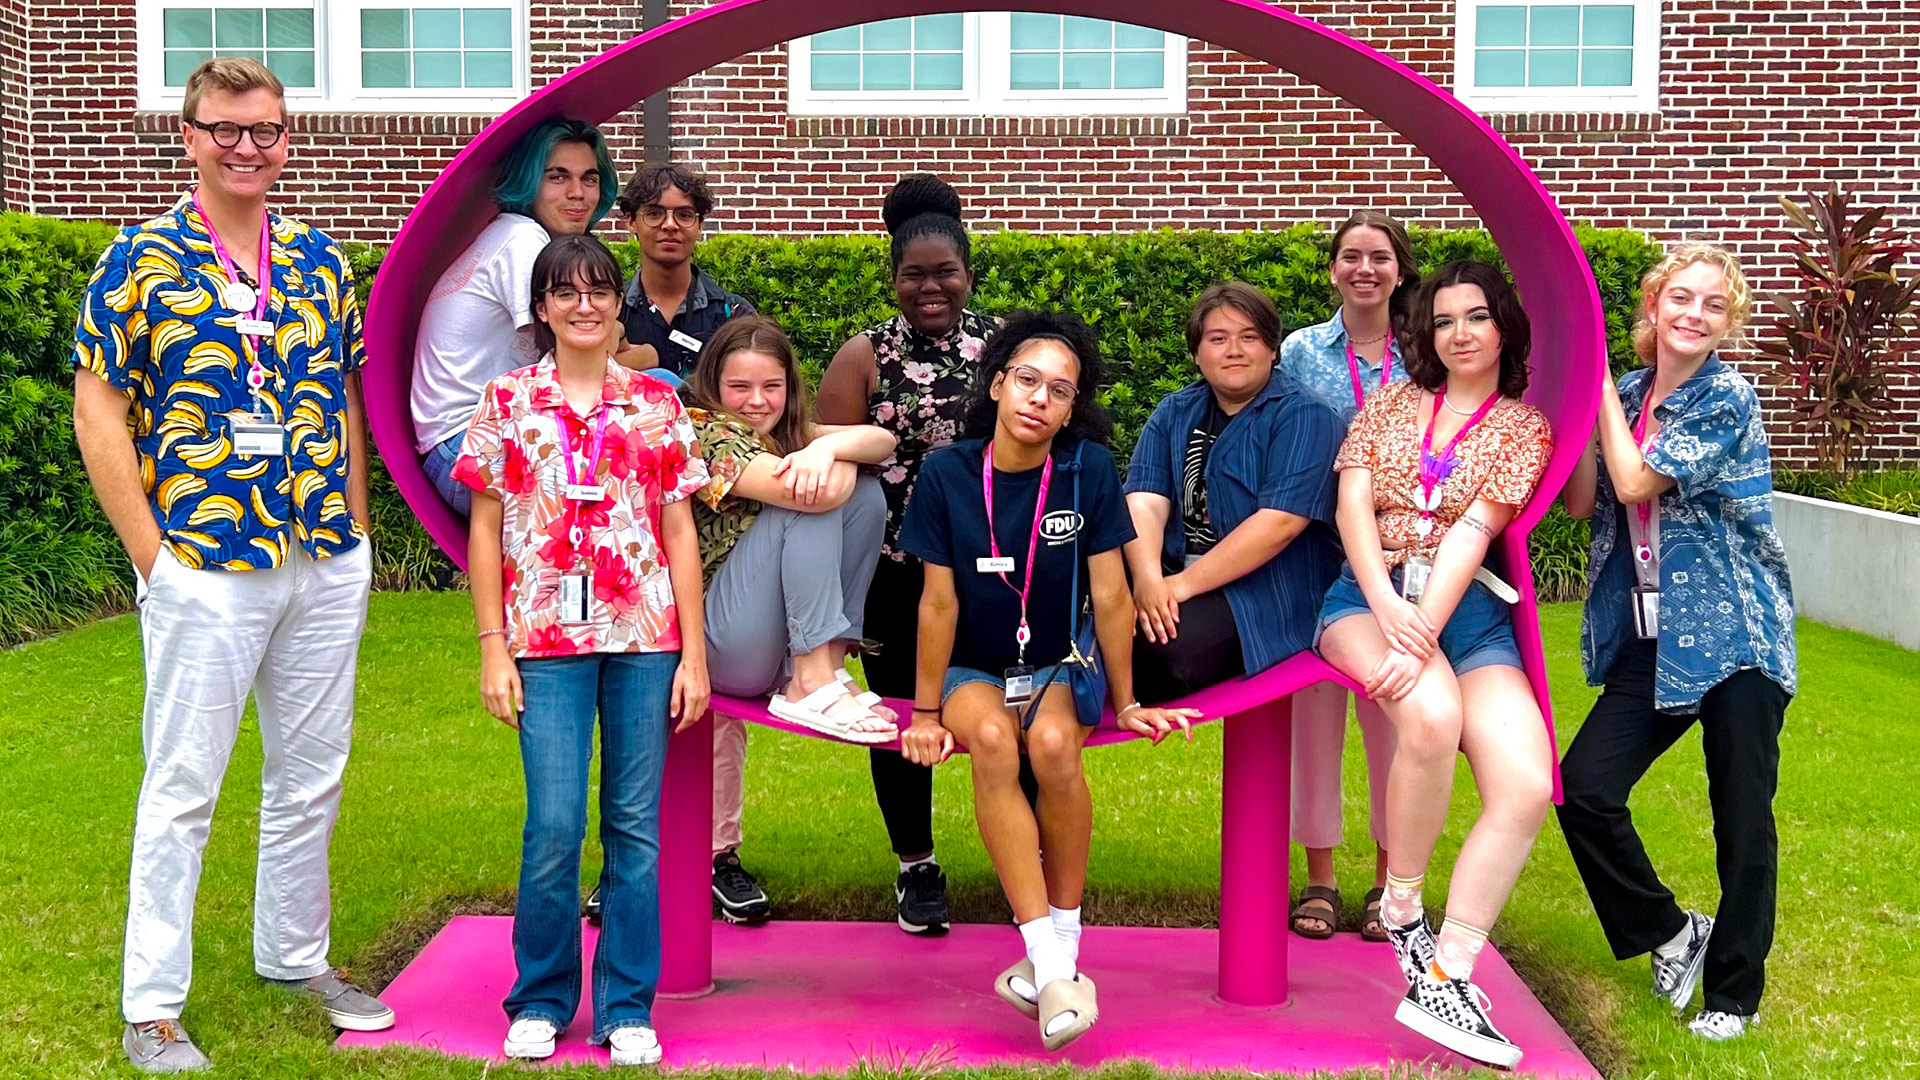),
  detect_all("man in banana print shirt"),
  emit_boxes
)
[71,58,392,1073]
